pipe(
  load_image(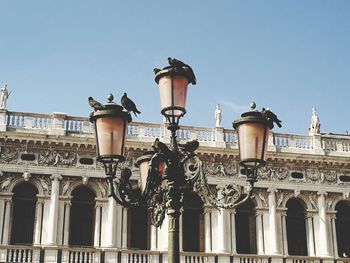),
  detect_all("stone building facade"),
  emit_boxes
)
[0,108,349,263]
